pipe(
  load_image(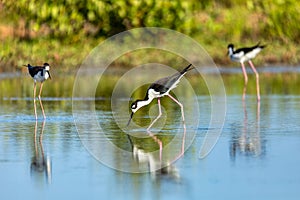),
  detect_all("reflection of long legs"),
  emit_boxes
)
[40,120,51,183]
[147,98,162,132]
[255,101,261,156]
[33,120,46,165]
[38,82,46,119]
[148,122,186,163]
[241,101,248,152]
[256,101,261,136]
[33,82,37,120]
[248,60,261,101]
[39,120,46,159]
[167,94,185,122]
[31,120,51,184]
[33,120,38,156]
[148,131,163,162]
[241,62,248,101]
